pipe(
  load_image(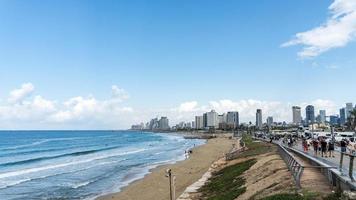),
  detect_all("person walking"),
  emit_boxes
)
[302,138,308,152]
[320,138,327,157]
[328,140,335,158]
[340,139,347,154]
[312,139,319,156]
